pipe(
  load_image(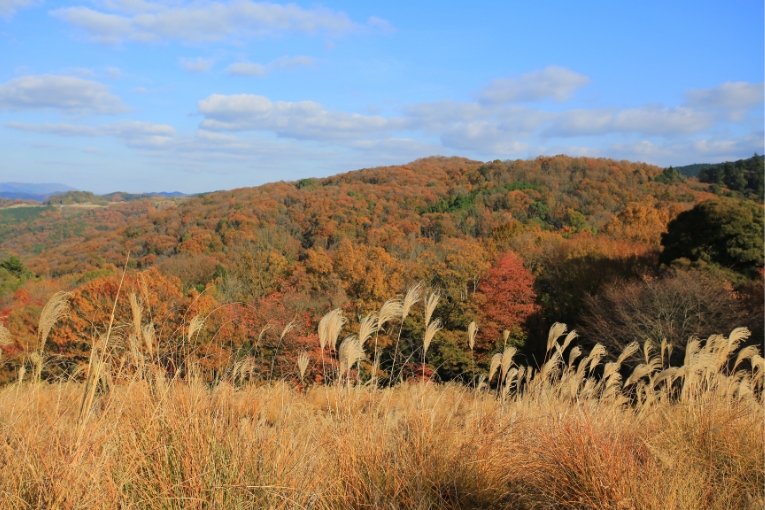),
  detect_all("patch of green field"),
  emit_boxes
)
[0,205,50,223]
